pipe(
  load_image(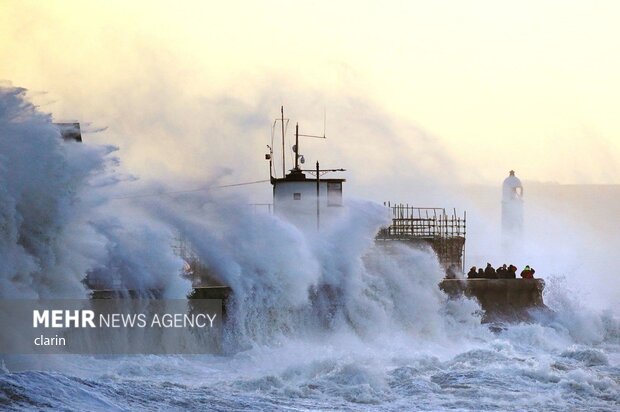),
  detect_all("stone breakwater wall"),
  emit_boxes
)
[439,278,546,322]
